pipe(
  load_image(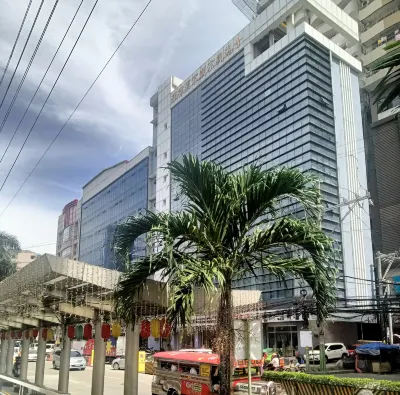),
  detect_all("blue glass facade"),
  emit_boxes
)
[79,158,149,270]
[170,36,344,299]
